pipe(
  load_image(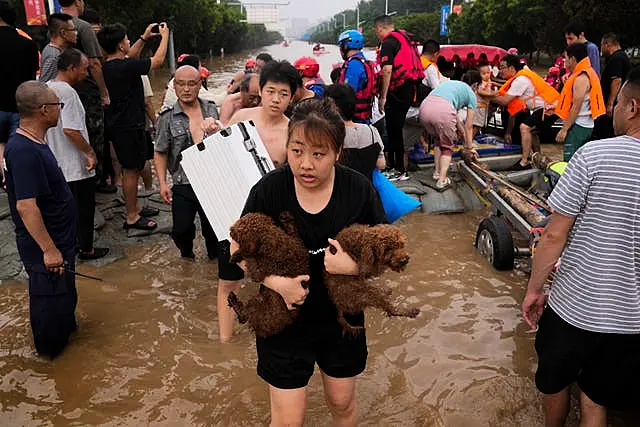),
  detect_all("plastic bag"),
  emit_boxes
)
[372,170,421,223]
